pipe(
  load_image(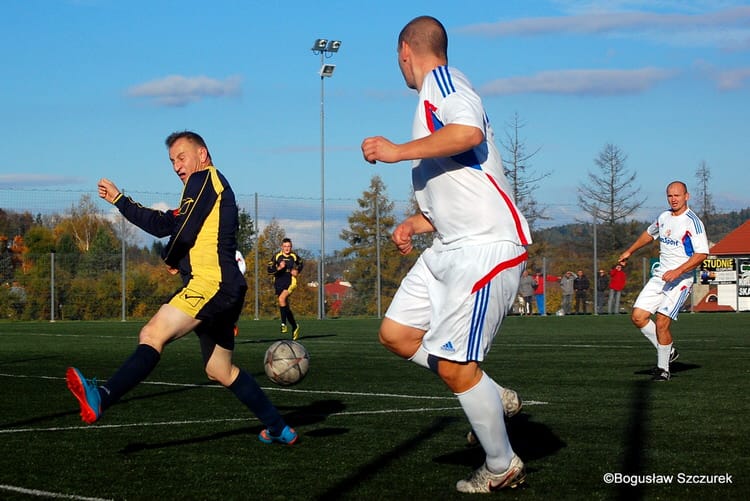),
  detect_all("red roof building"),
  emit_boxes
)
[709,219,750,256]
[324,279,352,317]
